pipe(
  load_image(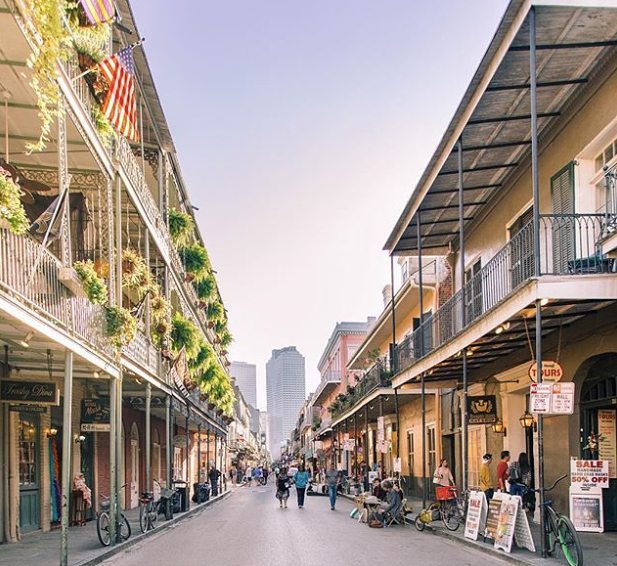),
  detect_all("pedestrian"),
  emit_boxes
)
[480,453,494,500]
[294,464,309,508]
[372,477,386,501]
[230,466,237,486]
[509,452,531,497]
[263,467,269,485]
[245,465,253,486]
[209,465,221,497]
[276,467,290,509]
[254,466,263,485]
[433,458,455,487]
[325,466,340,511]
[496,450,510,492]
